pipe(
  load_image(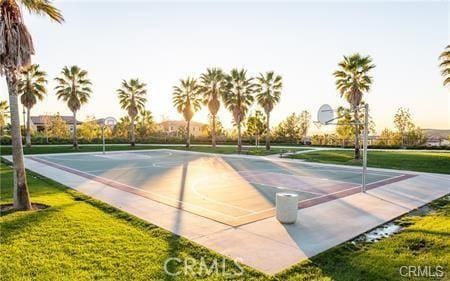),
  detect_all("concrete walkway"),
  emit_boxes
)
[3,151,449,275]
